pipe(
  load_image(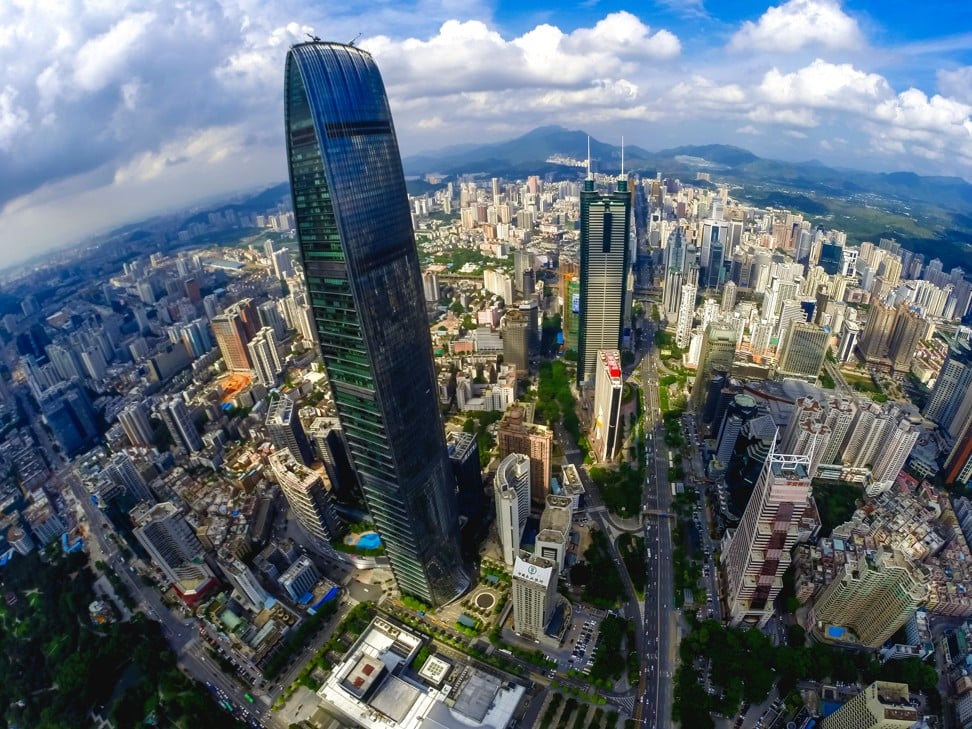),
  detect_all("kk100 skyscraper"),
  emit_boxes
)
[284,41,468,607]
